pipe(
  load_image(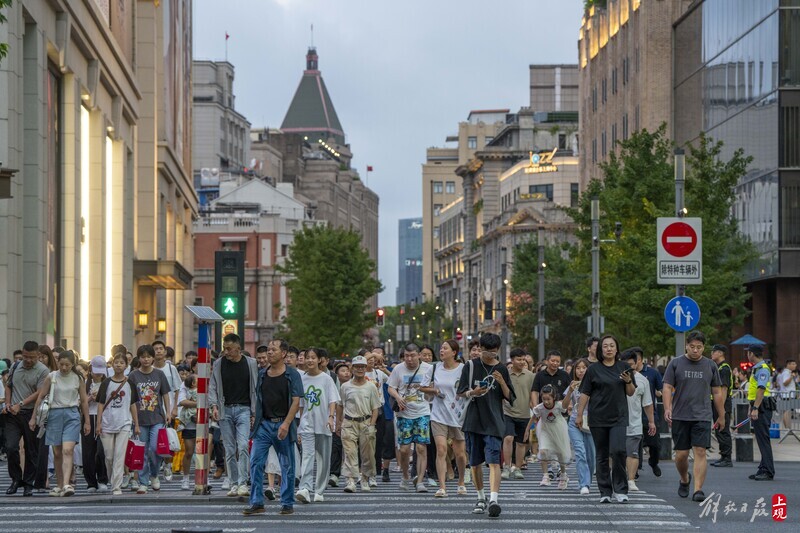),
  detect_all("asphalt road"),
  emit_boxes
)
[1,456,797,532]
